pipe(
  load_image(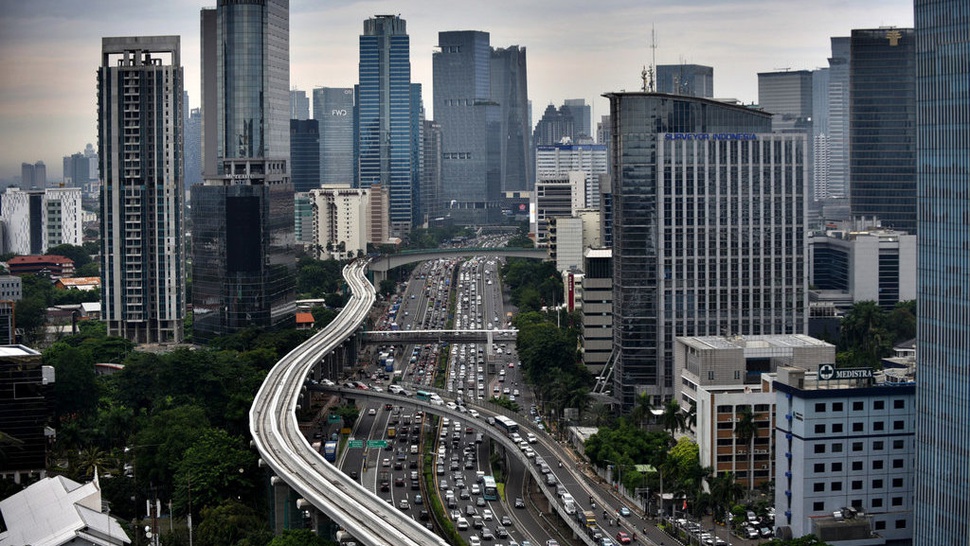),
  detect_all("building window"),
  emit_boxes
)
[852,422,864,432]
[893,459,904,469]
[874,400,885,410]
[873,421,885,431]
[852,442,863,452]
[815,424,826,434]
[832,443,843,453]
[832,423,844,433]
[831,482,843,491]
[872,498,883,508]
[815,402,825,412]
[814,444,826,454]
[832,402,844,411]
[892,497,903,506]
[895,519,906,529]
[873,460,884,470]
[873,441,884,451]
[875,520,886,531]
[894,399,905,409]
[893,439,905,450]
[892,478,903,488]
[852,401,864,411]
[814,482,825,492]
[893,420,905,430]
[873,479,884,489]
[813,501,825,511]
[852,461,863,471]
[831,462,843,472]
[814,463,825,473]
[852,480,863,490]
